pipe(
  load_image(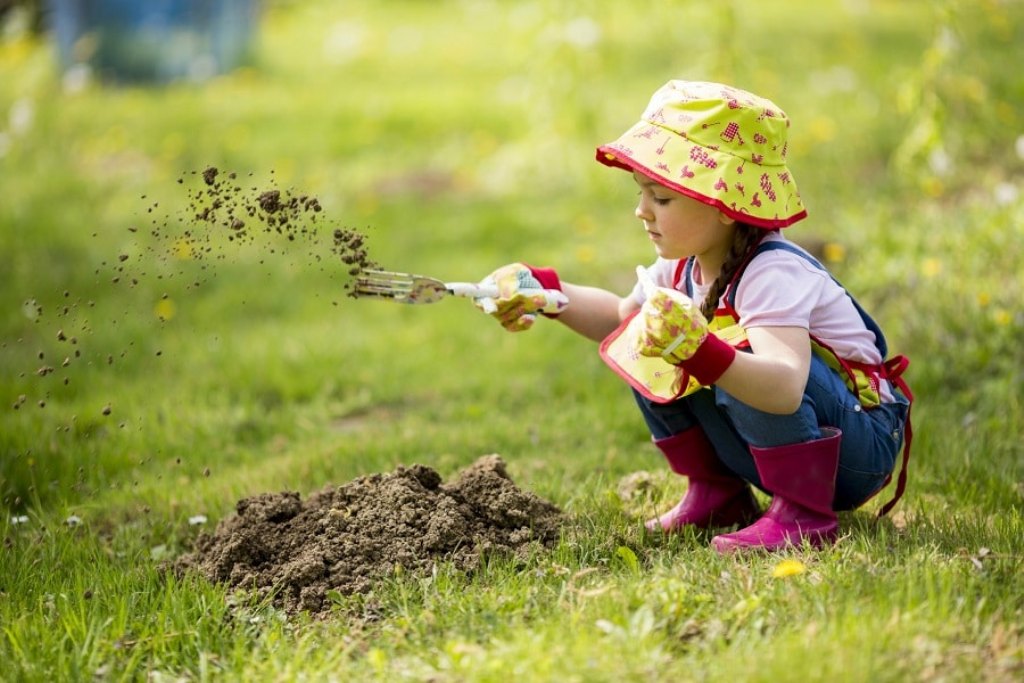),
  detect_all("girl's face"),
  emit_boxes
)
[633,172,735,265]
